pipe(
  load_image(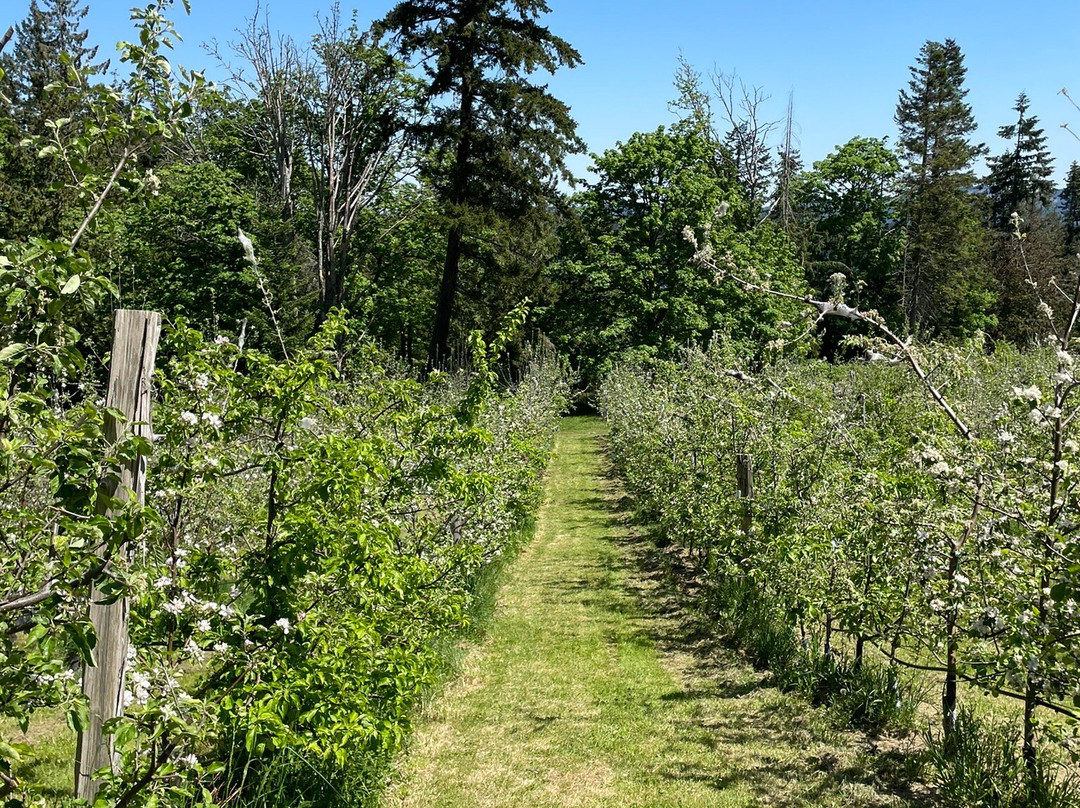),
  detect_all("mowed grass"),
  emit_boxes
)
[385,416,922,808]
[1,711,76,803]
